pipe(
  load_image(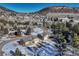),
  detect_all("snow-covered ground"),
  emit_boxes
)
[2,40,29,56]
[2,37,59,56]
[0,35,11,44]
[31,27,43,36]
[1,37,11,41]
